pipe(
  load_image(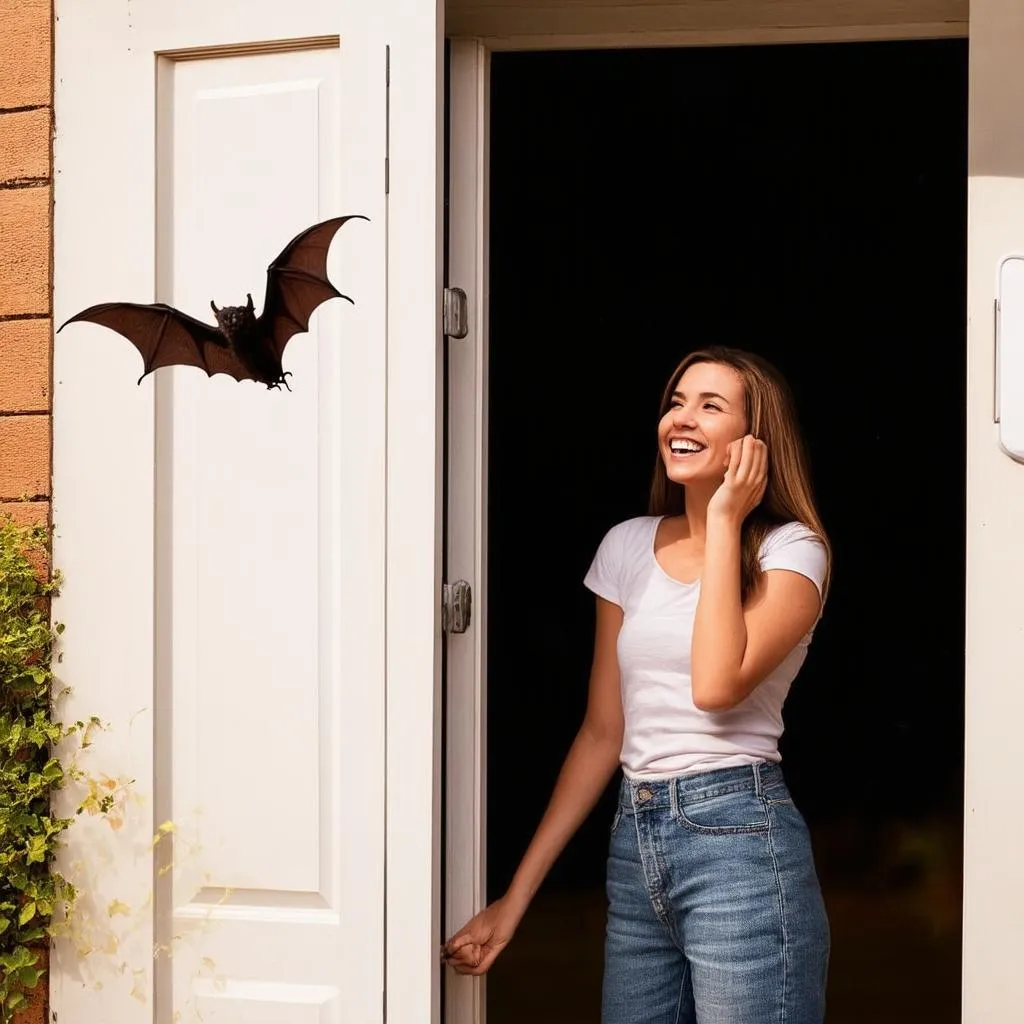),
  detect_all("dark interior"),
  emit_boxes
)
[483,39,967,1024]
